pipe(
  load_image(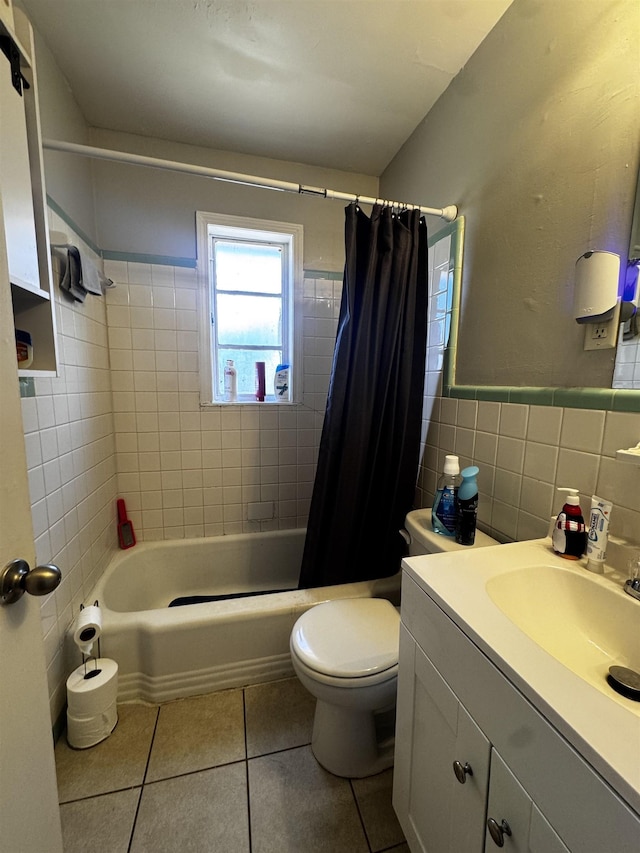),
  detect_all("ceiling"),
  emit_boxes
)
[20,0,513,176]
